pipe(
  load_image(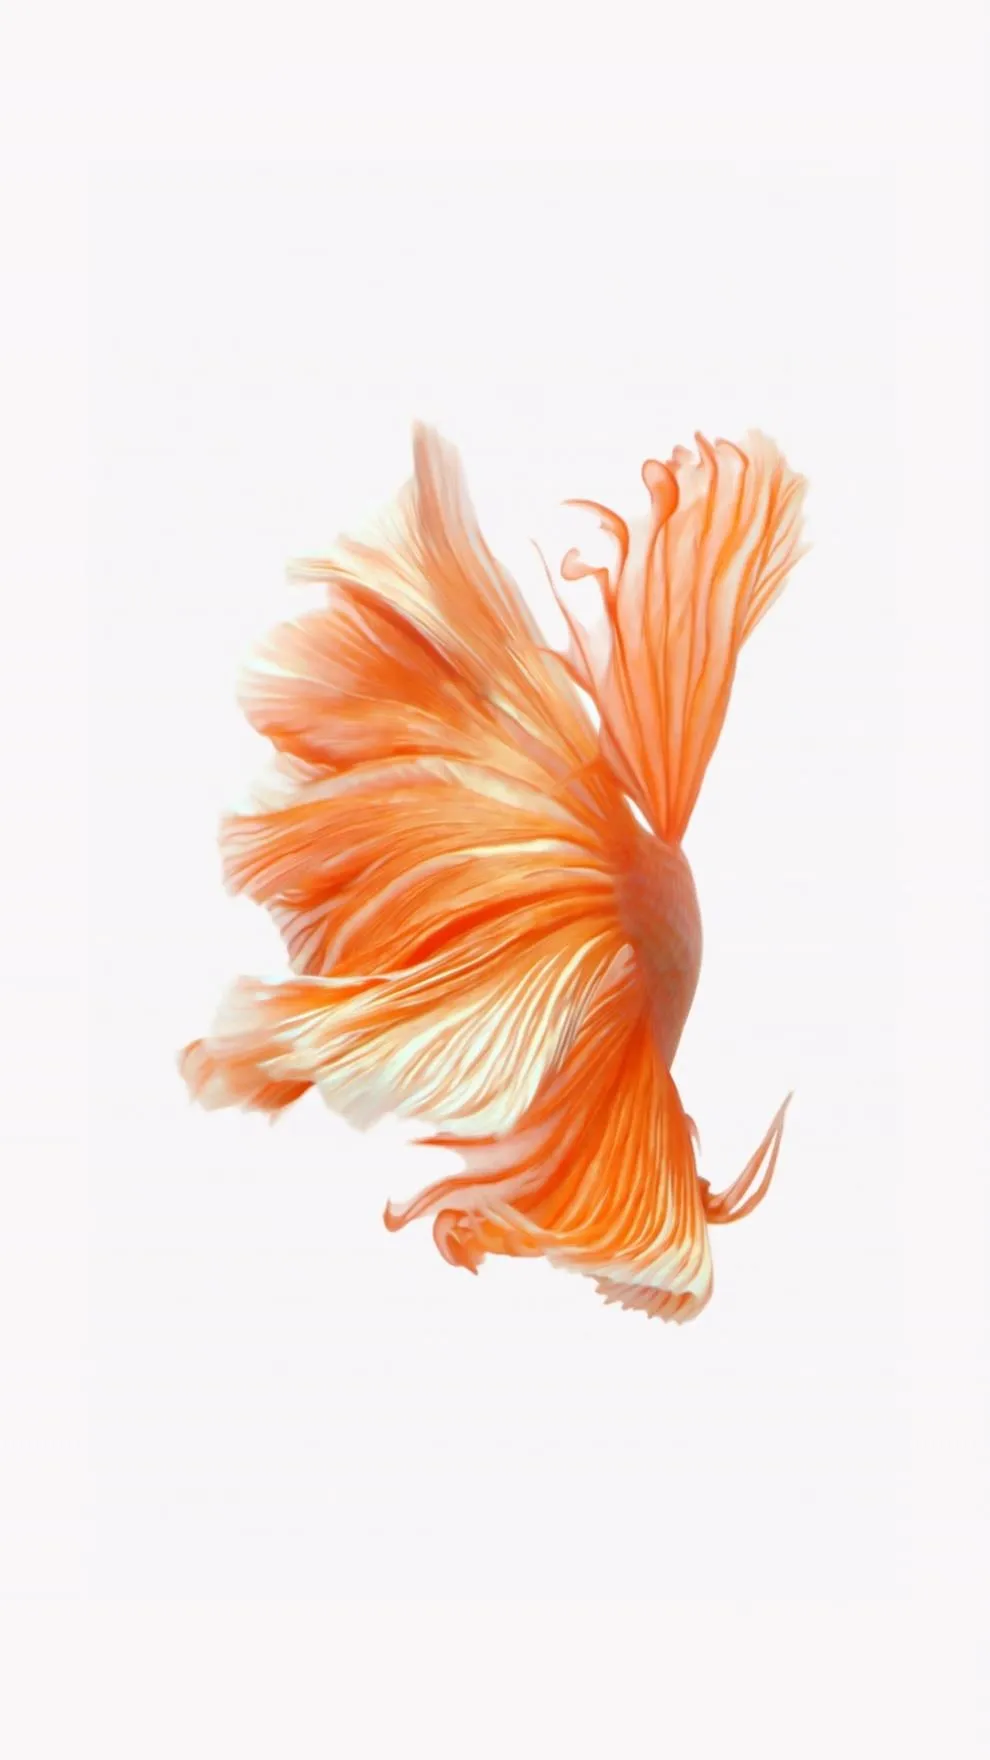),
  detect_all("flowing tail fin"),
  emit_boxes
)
[180,425,626,1137]
[554,432,807,843]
